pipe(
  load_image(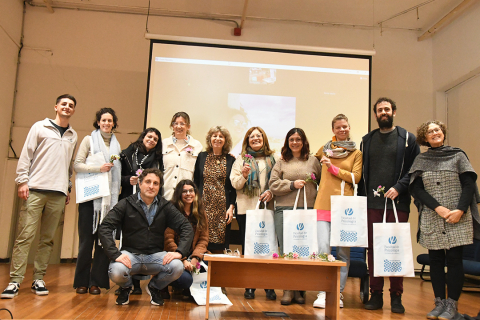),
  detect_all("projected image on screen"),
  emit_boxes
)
[146,40,370,153]
[228,93,295,156]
